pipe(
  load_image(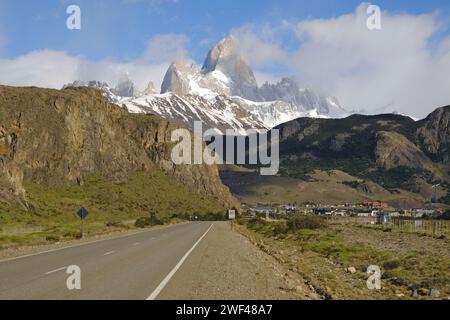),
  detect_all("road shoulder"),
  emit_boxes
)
[157,222,318,300]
